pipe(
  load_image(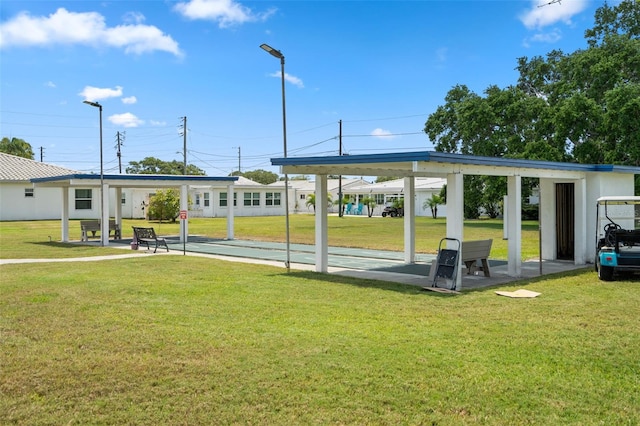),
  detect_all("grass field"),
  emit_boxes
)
[1,218,639,424]
[0,216,540,260]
